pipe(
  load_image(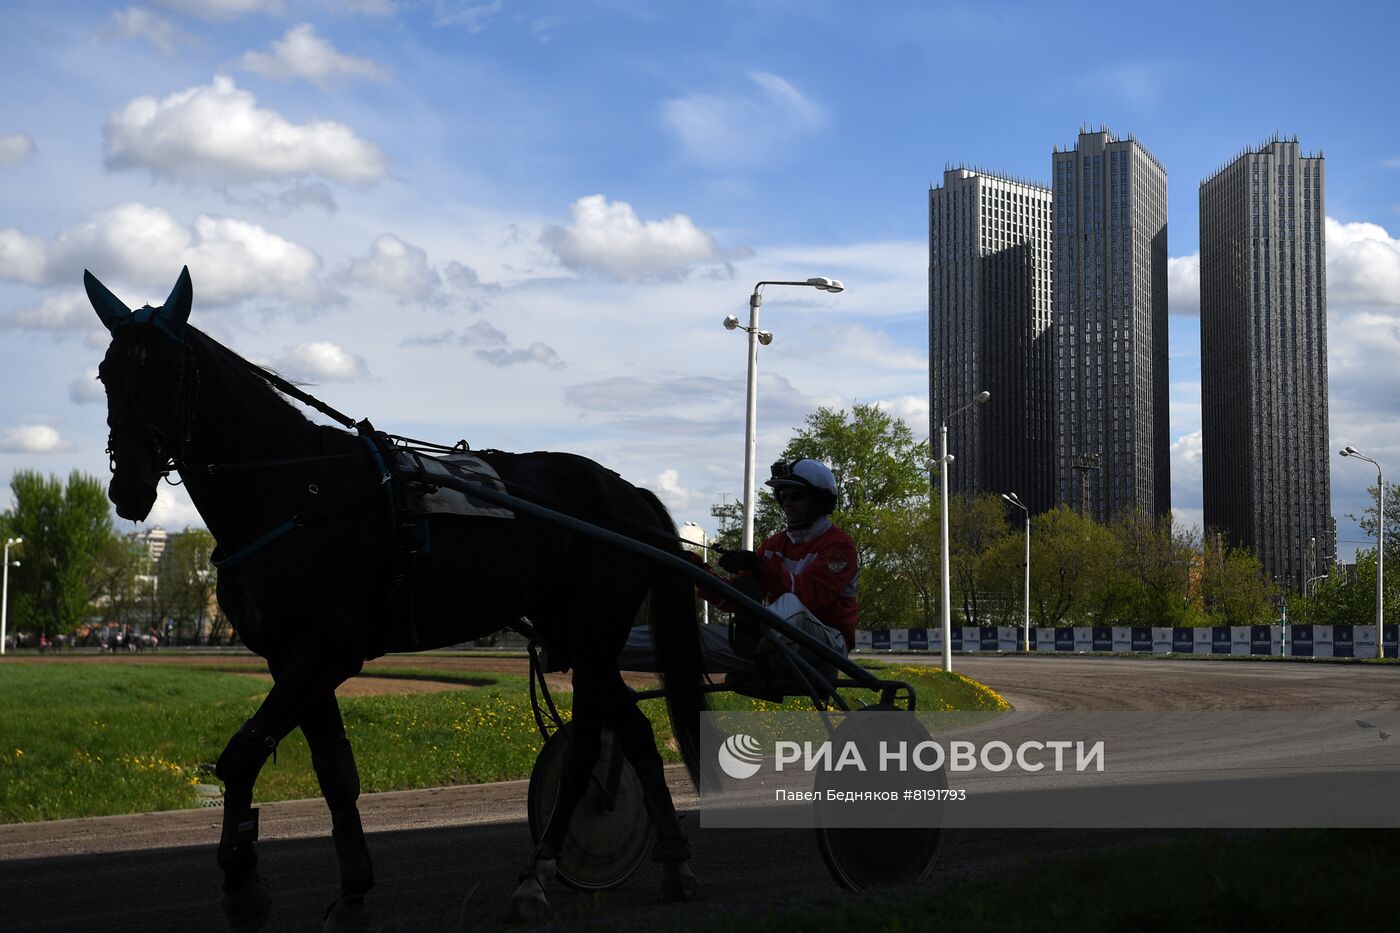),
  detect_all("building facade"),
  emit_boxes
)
[1052,129,1170,521]
[929,167,1054,512]
[1199,137,1333,587]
